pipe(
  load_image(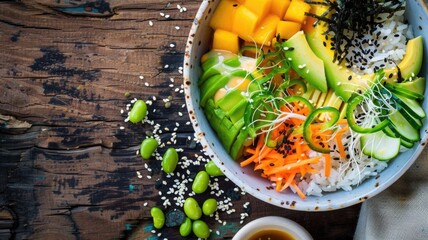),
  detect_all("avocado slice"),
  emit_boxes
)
[304,5,424,102]
[283,31,327,93]
[200,50,238,85]
[216,89,246,111]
